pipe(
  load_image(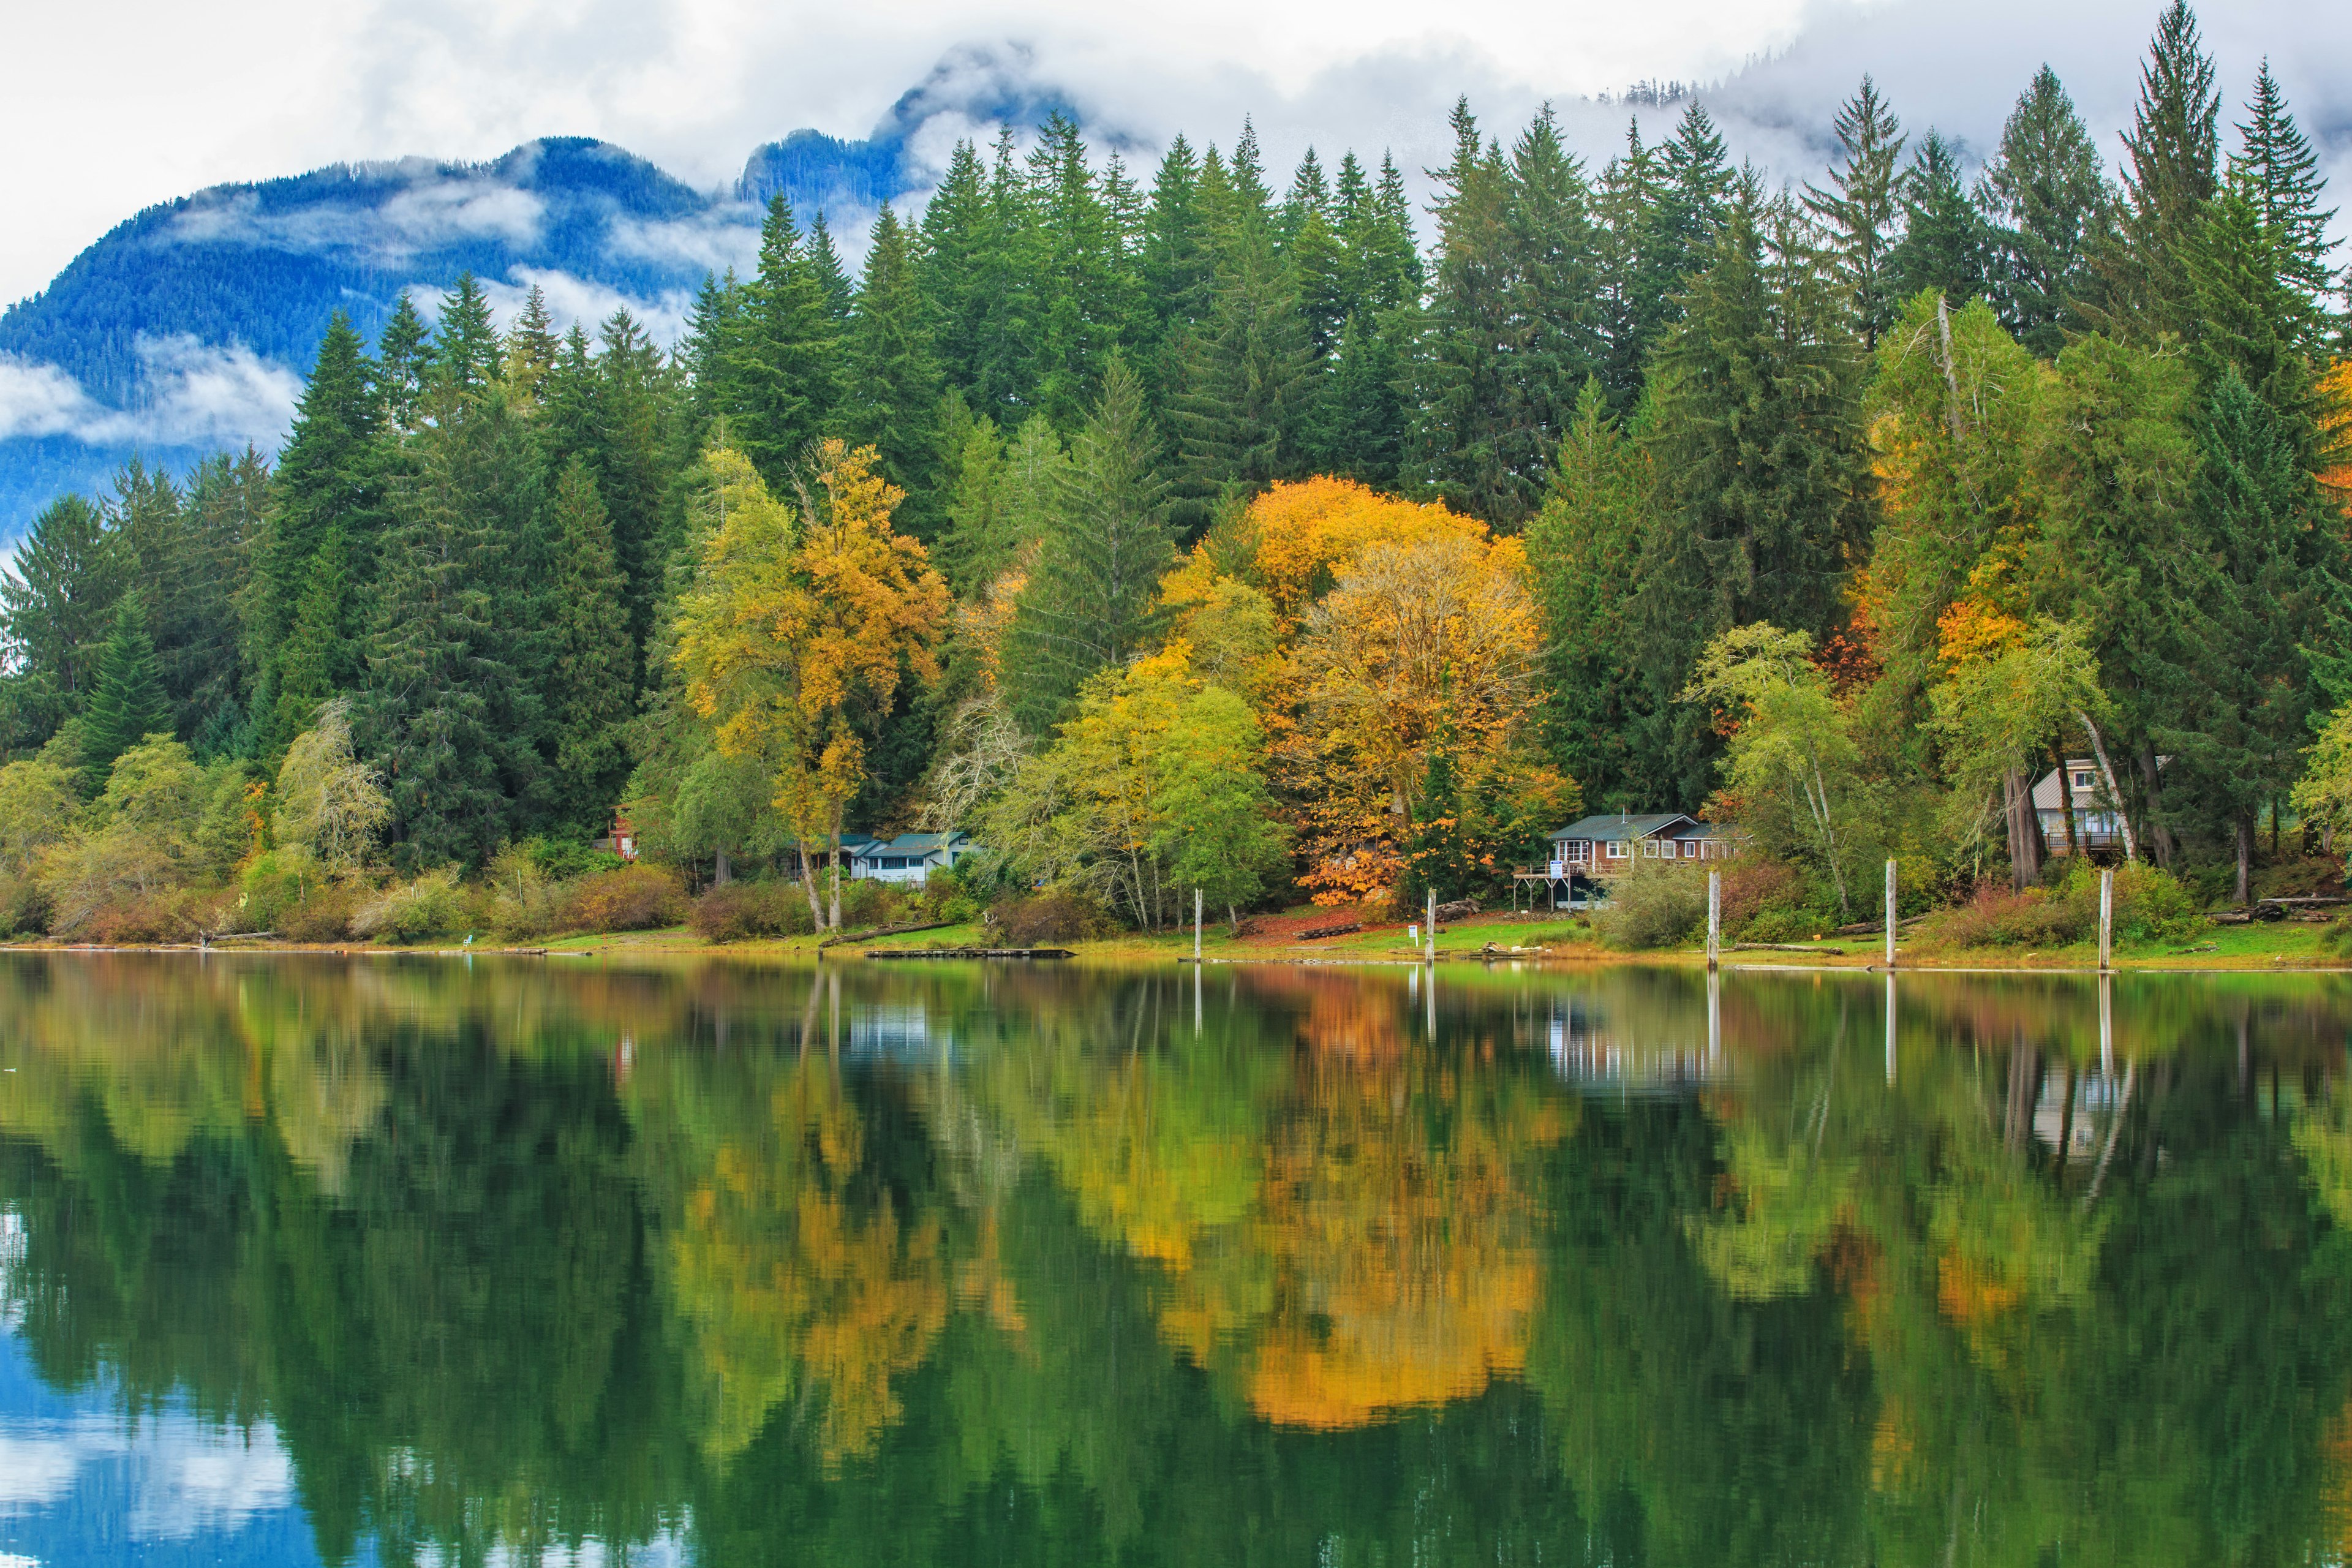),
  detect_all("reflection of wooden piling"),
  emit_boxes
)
[1884,859,1898,969]
[1706,871,1721,971]
[1194,887,1202,964]
[1885,971,1897,1085]
[2098,868,2114,971]
[1706,969,1721,1066]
